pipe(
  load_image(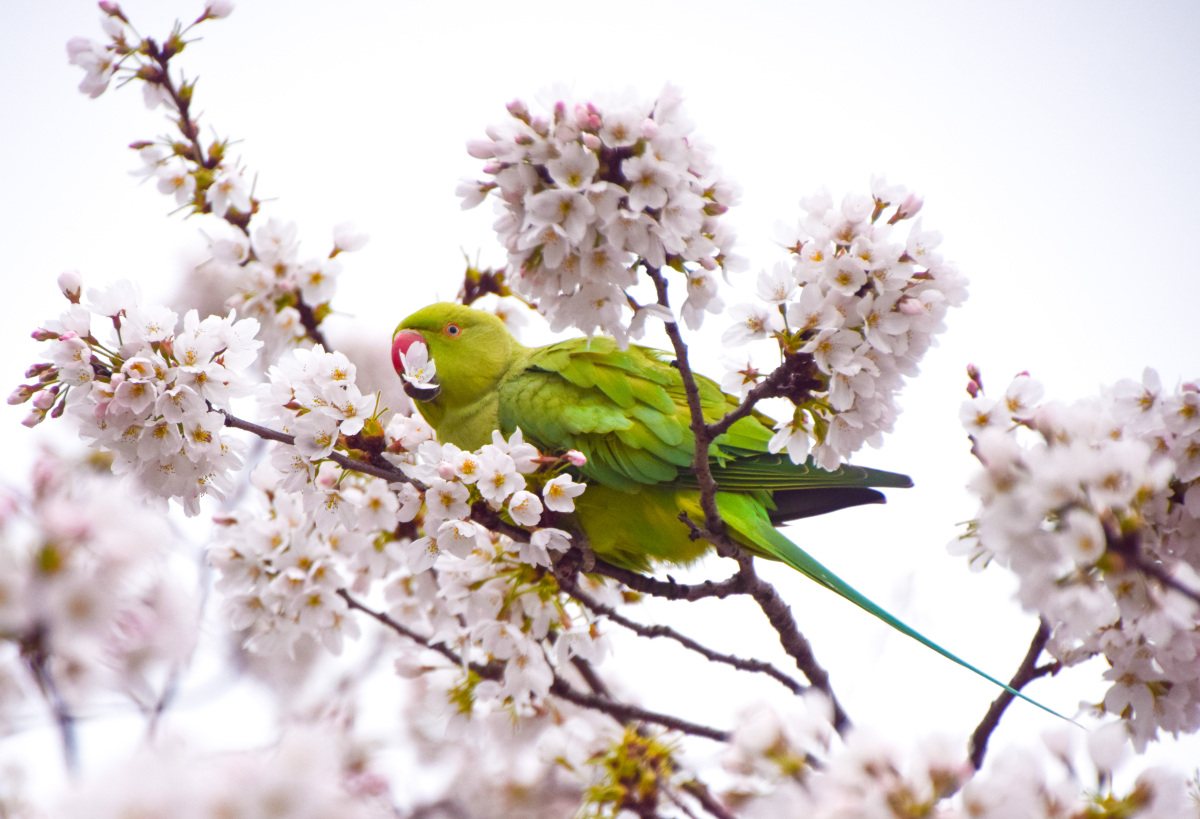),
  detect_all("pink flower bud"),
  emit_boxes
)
[465,139,496,159]
[32,329,59,341]
[581,133,601,151]
[438,462,457,481]
[565,450,587,467]
[203,0,234,19]
[896,193,923,220]
[32,388,57,411]
[7,385,35,405]
[897,295,924,316]
[58,270,82,302]
[22,409,46,428]
[573,104,590,130]
[640,118,659,139]
[99,1,127,22]
[506,98,529,121]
